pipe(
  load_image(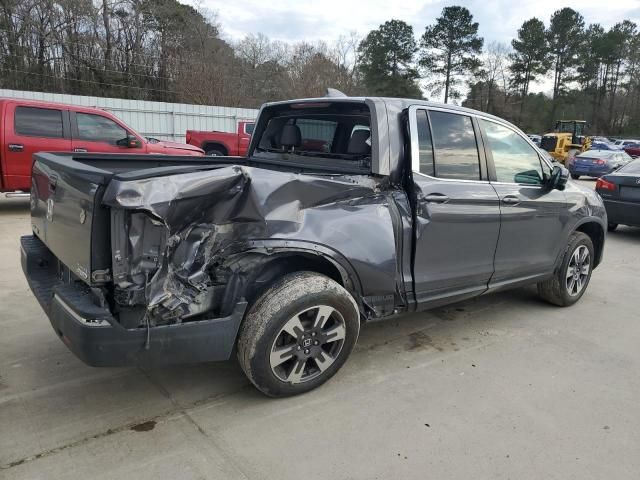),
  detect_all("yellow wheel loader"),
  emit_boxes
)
[540,120,591,165]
